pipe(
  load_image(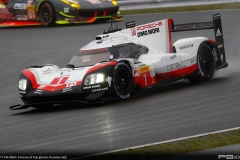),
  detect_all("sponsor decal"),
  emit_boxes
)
[126,21,135,28]
[166,62,186,72]
[135,21,162,37]
[131,27,136,36]
[19,91,26,94]
[63,8,69,13]
[92,87,108,92]
[102,35,109,38]
[83,85,100,89]
[66,82,76,87]
[43,68,51,75]
[133,69,139,76]
[0,9,15,20]
[179,44,193,50]
[216,28,222,36]
[136,21,162,31]
[218,44,224,48]
[14,3,27,10]
[139,65,150,74]
[86,0,102,4]
[91,85,100,88]
[137,27,160,37]
[26,6,35,20]
[17,15,28,20]
[62,87,72,93]
[105,76,112,87]
[35,89,43,94]
[83,86,91,89]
